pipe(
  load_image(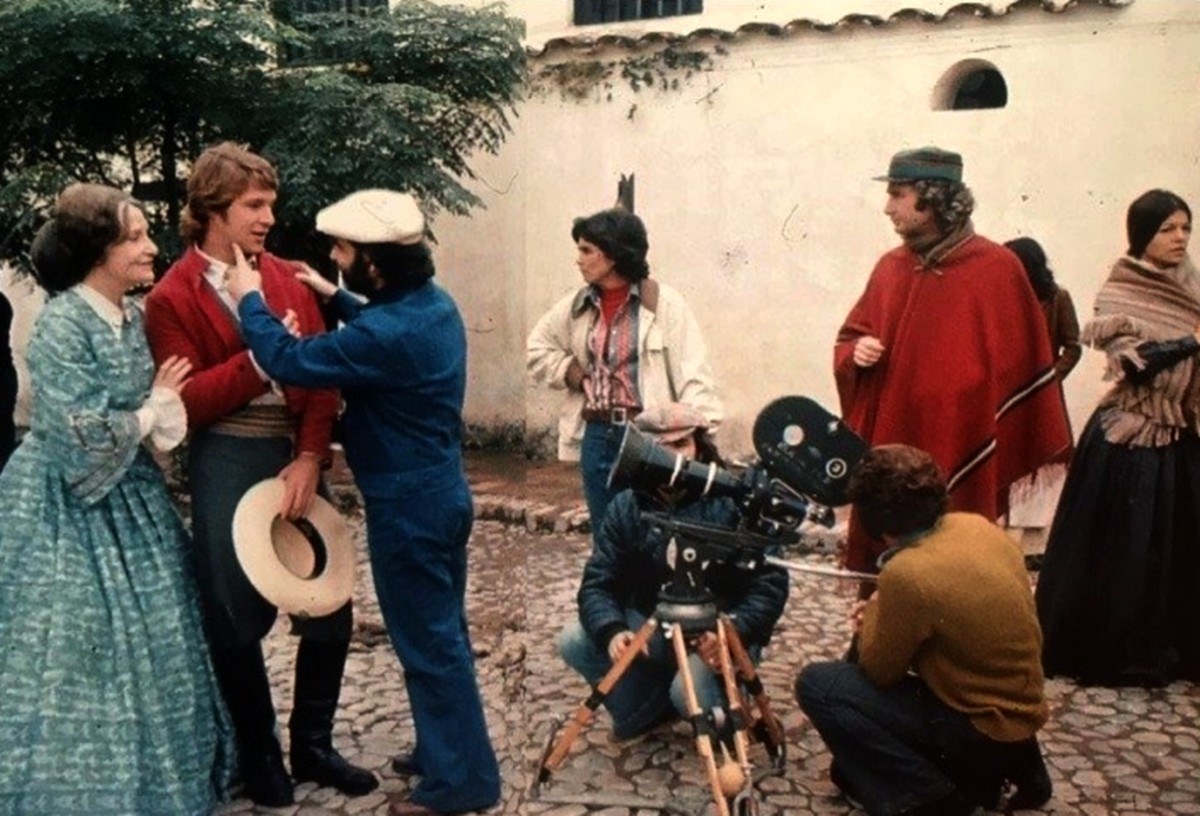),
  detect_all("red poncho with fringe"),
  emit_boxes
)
[835,234,1071,573]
